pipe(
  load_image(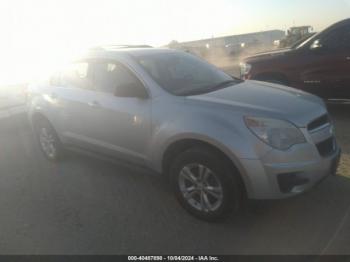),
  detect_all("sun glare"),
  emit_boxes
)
[0,0,348,86]
[0,0,248,86]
